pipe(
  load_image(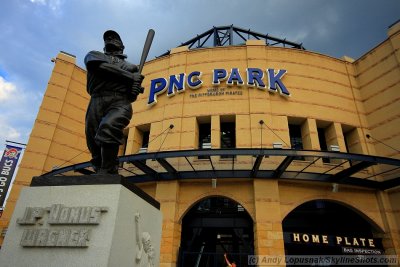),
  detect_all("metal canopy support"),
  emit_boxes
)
[251,155,263,178]
[75,168,95,175]
[185,156,196,172]
[273,156,294,178]
[321,160,349,175]
[380,177,400,190]
[293,157,320,178]
[156,158,179,178]
[330,161,376,182]
[208,156,216,173]
[129,160,158,178]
